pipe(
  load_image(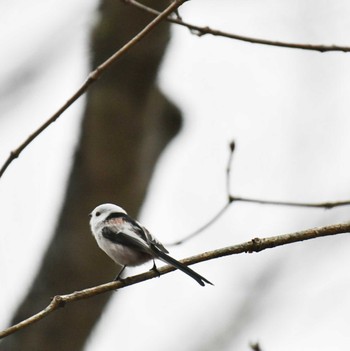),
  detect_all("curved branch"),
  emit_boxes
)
[0,0,187,179]
[1,221,349,339]
[124,0,350,53]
